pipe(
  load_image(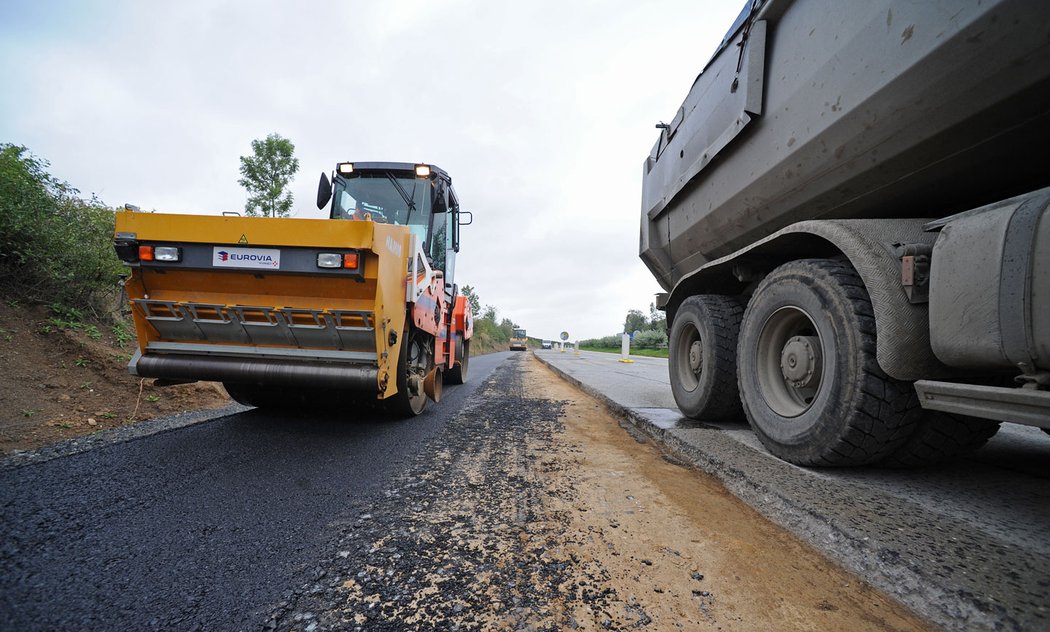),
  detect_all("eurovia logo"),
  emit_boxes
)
[212,247,280,270]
